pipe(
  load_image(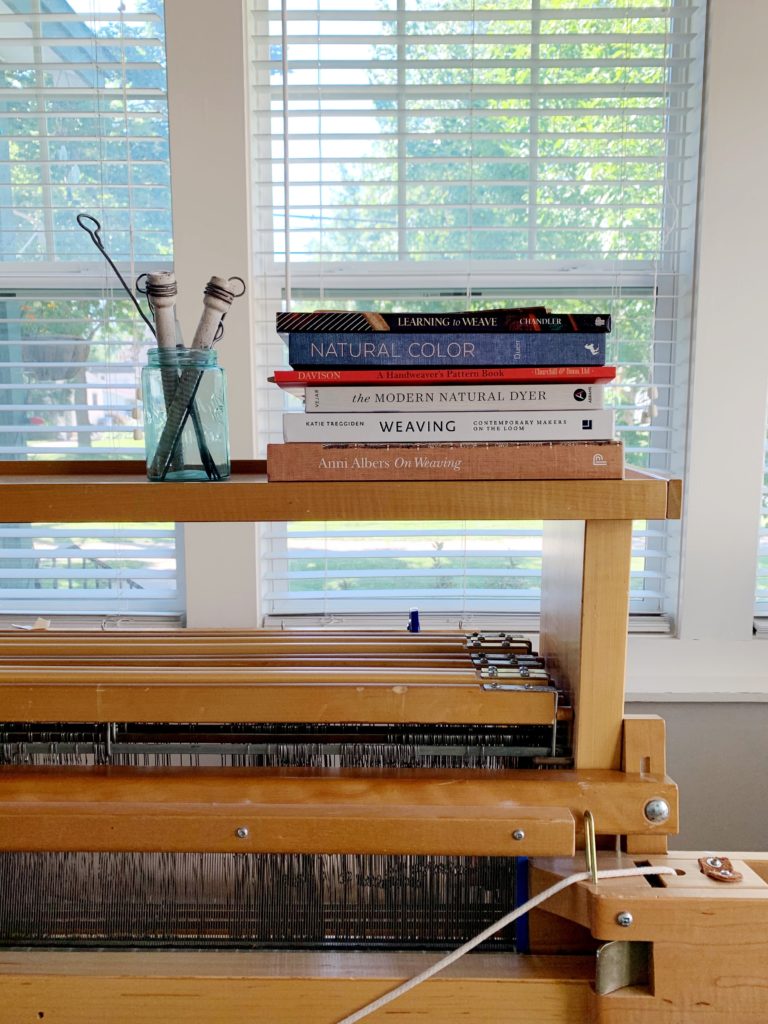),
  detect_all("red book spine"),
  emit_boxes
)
[271,366,617,387]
